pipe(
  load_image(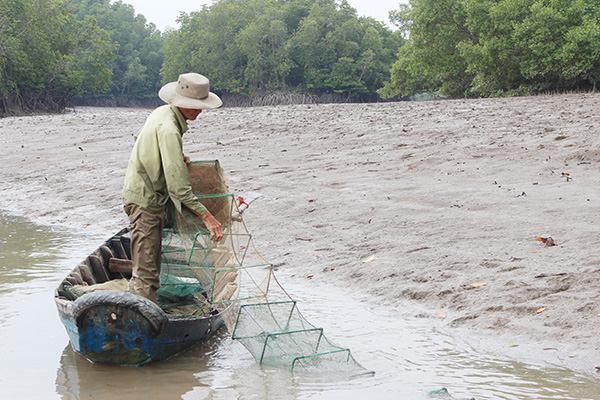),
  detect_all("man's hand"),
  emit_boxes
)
[200,210,223,242]
[183,154,191,166]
